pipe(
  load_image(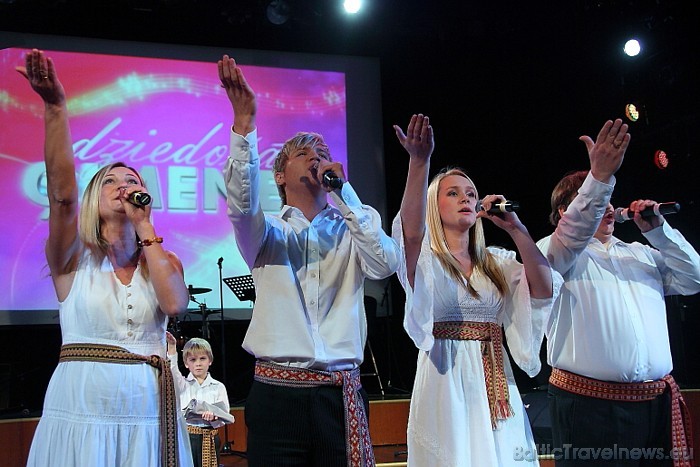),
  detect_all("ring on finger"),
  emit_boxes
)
[613,141,622,149]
